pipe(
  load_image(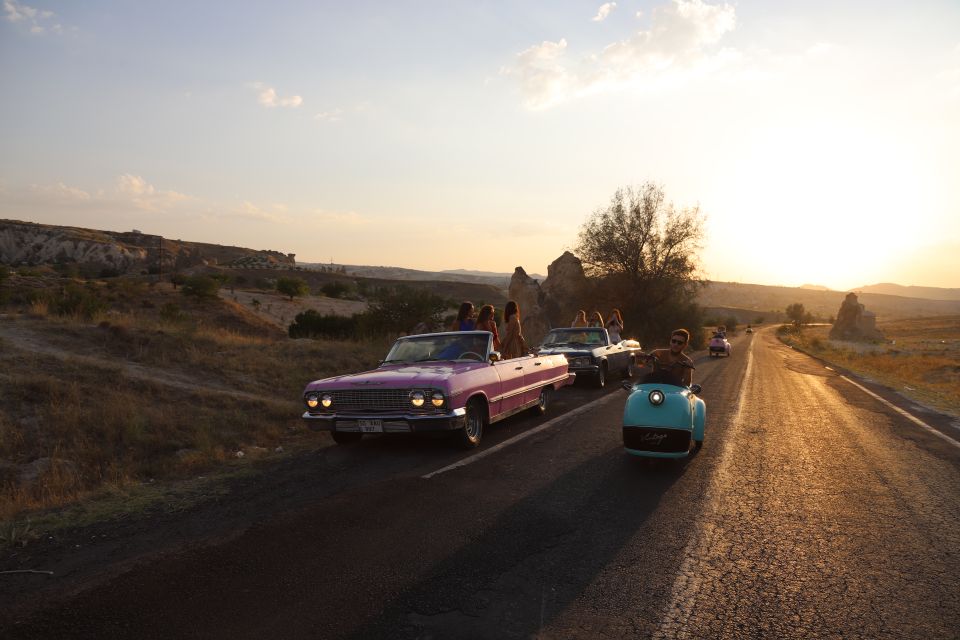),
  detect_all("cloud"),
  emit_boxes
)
[28,181,91,202]
[248,82,303,108]
[592,2,617,22]
[227,201,292,223]
[314,108,344,123]
[309,209,371,227]
[4,0,63,35]
[502,0,736,109]
[114,174,192,212]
